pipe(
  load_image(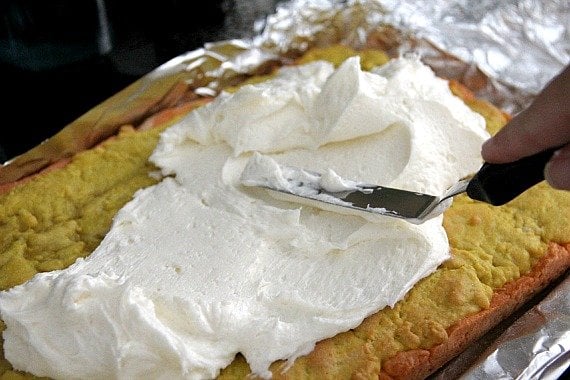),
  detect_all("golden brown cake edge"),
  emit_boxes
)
[379,242,570,380]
